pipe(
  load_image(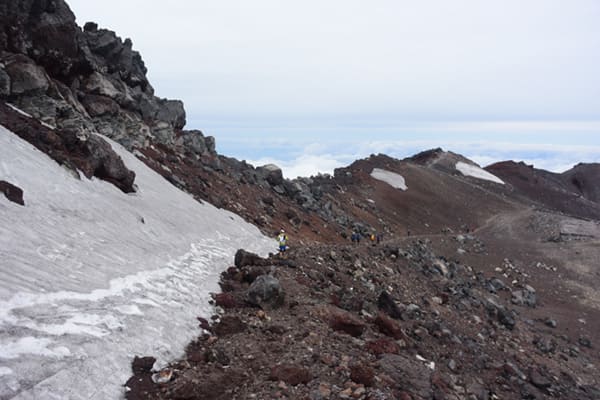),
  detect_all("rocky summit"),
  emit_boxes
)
[1,1,599,400]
